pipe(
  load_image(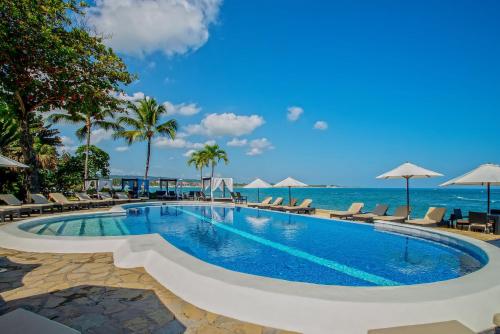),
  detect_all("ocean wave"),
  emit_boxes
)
[455,196,498,203]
